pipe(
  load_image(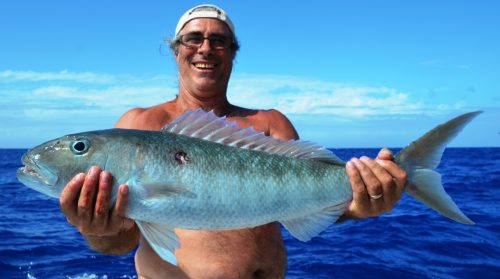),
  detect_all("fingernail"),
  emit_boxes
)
[382,147,393,155]
[75,173,85,182]
[100,171,110,183]
[346,161,353,169]
[121,185,129,195]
